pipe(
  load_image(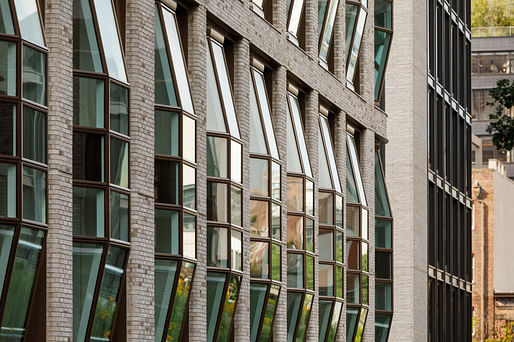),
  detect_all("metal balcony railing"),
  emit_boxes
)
[471,26,514,38]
